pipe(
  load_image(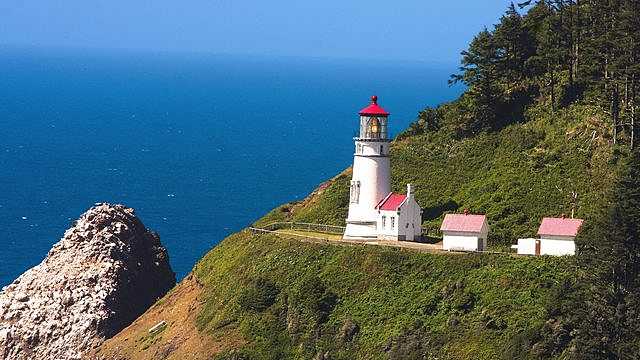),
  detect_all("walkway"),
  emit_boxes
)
[248,222,471,255]
[248,222,515,256]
